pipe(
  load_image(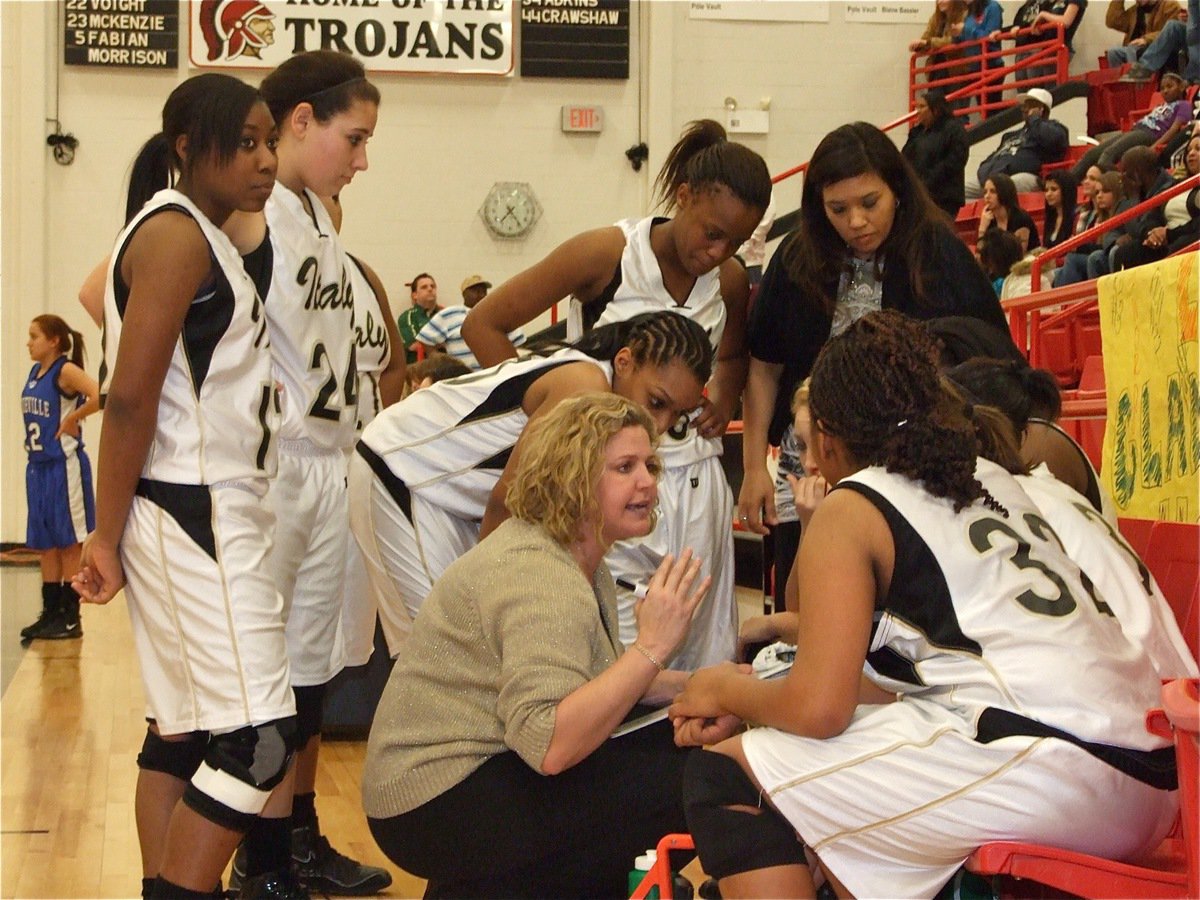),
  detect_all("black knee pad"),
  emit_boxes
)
[182,716,297,832]
[136,726,208,781]
[293,684,326,745]
[683,750,806,880]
